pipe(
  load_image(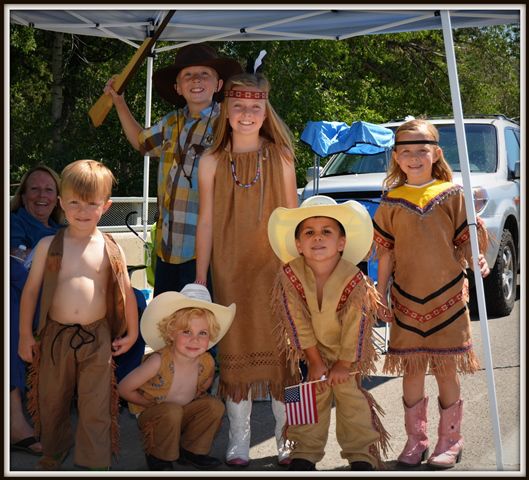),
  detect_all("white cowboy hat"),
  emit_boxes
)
[140,284,236,351]
[267,195,373,265]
